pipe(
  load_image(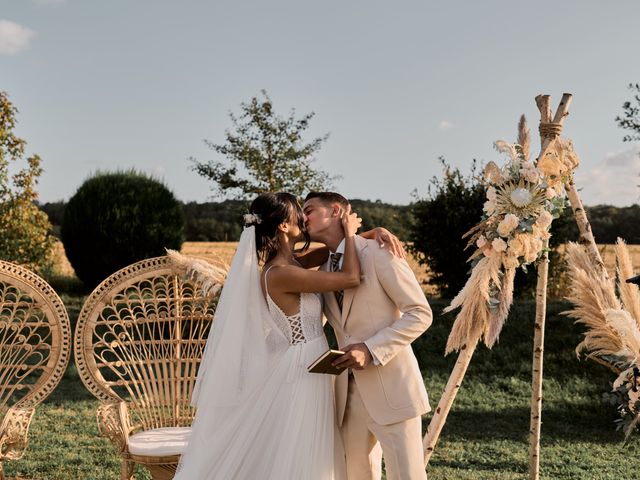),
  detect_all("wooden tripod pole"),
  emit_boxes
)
[528,93,572,480]
[423,335,479,466]
[565,180,608,279]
